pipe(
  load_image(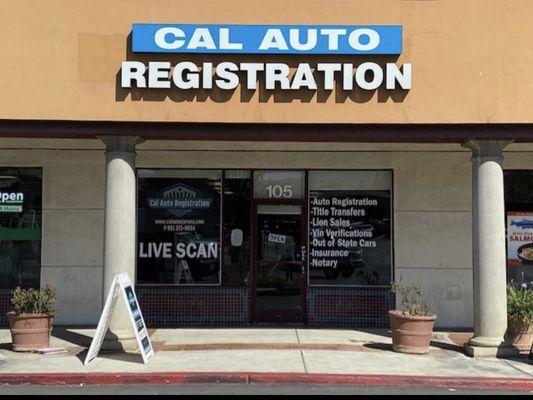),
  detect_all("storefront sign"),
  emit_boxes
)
[139,241,218,259]
[131,24,403,54]
[507,212,533,265]
[137,174,221,284]
[84,273,153,365]
[308,190,391,285]
[121,24,411,92]
[0,192,23,213]
[148,183,212,218]
[268,233,287,244]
